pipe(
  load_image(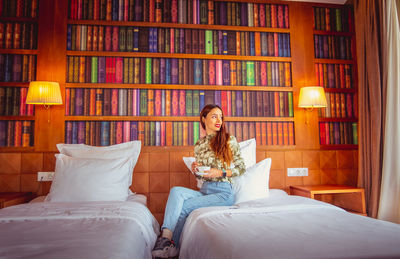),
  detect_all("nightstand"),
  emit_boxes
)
[290,185,367,216]
[0,192,35,209]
